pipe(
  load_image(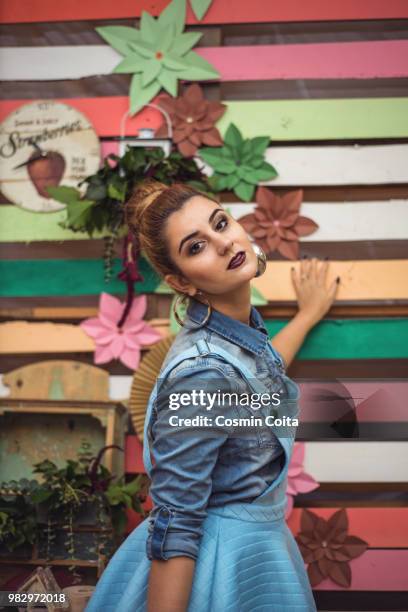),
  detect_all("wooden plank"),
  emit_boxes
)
[287,359,408,379]
[1,259,408,301]
[295,482,408,508]
[3,299,408,320]
[2,239,408,262]
[2,97,408,140]
[1,318,408,359]
[287,508,408,547]
[1,354,406,378]
[225,145,408,186]
[224,200,408,240]
[0,320,168,353]
[313,550,408,591]
[3,40,408,81]
[304,441,408,482]
[2,19,407,48]
[2,0,408,25]
[217,99,408,140]
[314,591,408,611]
[253,260,408,302]
[3,76,408,101]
